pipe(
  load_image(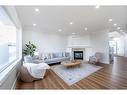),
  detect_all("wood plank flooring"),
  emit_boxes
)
[16,56,127,89]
